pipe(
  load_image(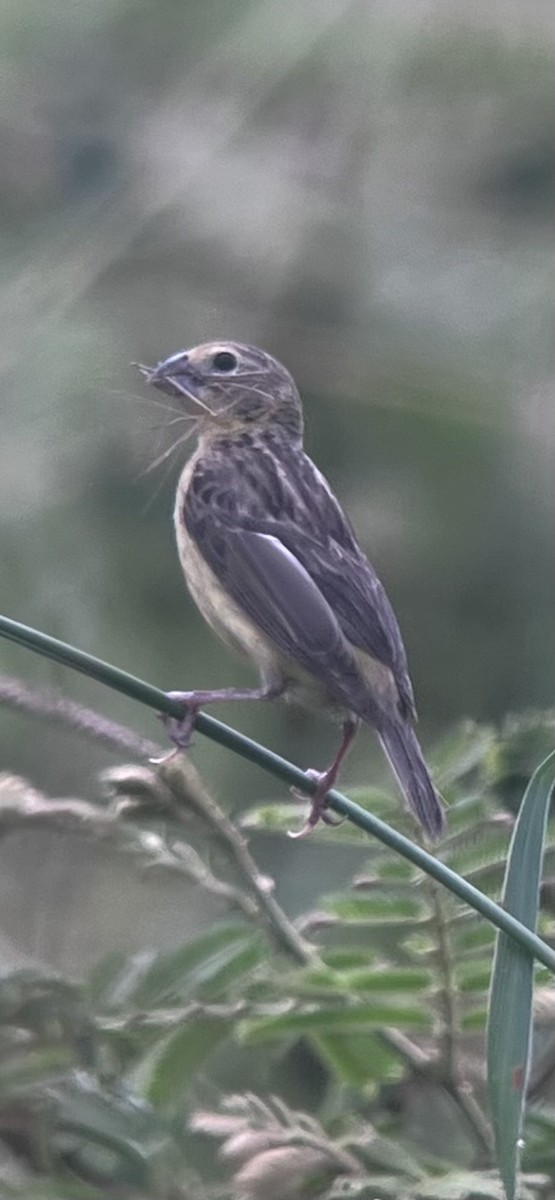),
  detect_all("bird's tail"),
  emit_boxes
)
[378,721,444,838]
